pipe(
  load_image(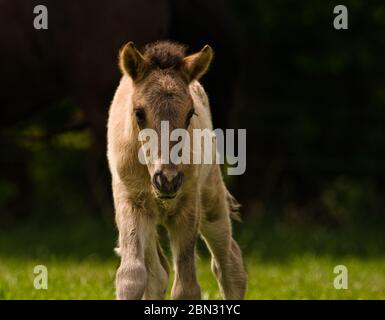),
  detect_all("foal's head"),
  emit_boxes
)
[119,41,213,199]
